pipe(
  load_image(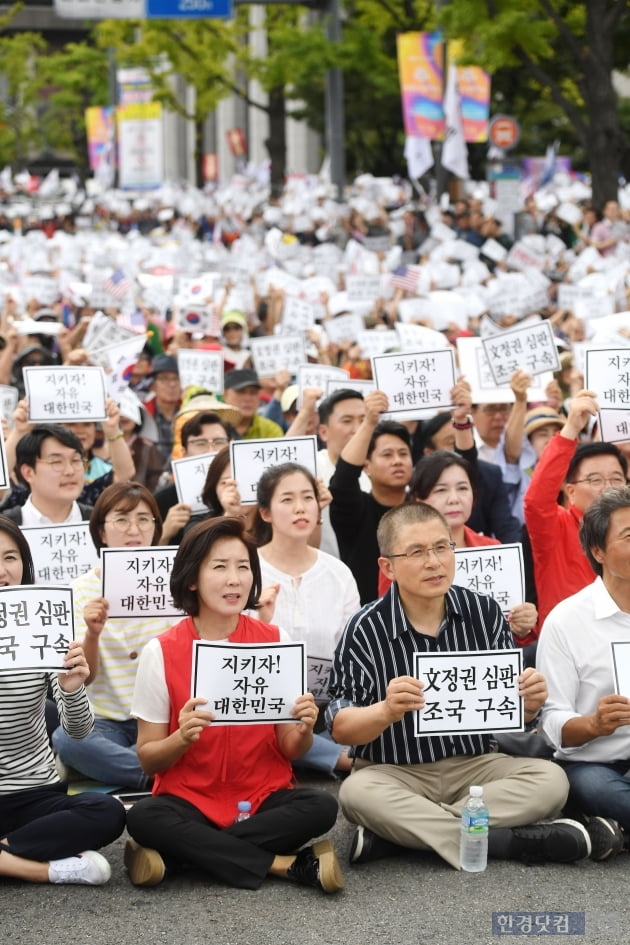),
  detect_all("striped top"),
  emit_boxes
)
[326,582,512,765]
[0,672,93,795]
[72,568,174,721]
